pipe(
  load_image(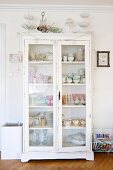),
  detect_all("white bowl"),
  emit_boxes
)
[80,13,90,18]
[78,22,89,28]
